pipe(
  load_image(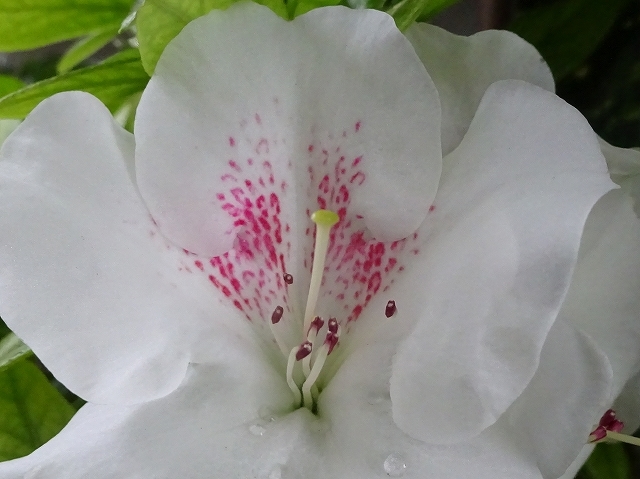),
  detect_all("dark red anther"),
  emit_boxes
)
[309,316,324,334]
[588,426,607,443]
[325,332,339,354]
[598,409,625,432]
[271,305,284,324]
[385,300,397,318]
[589,409,625,443]
[599,409,617,428]
[283,273,293,284]
[296,341,313,360]
[610,419,624,433]
[327,318,339,334]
